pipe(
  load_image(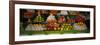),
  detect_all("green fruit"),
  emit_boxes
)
[34,15,44,22]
